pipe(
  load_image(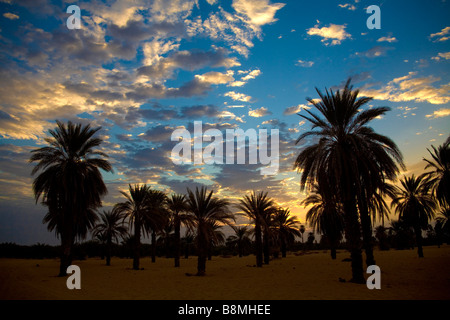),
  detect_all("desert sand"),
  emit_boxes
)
[1,245,449,300]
